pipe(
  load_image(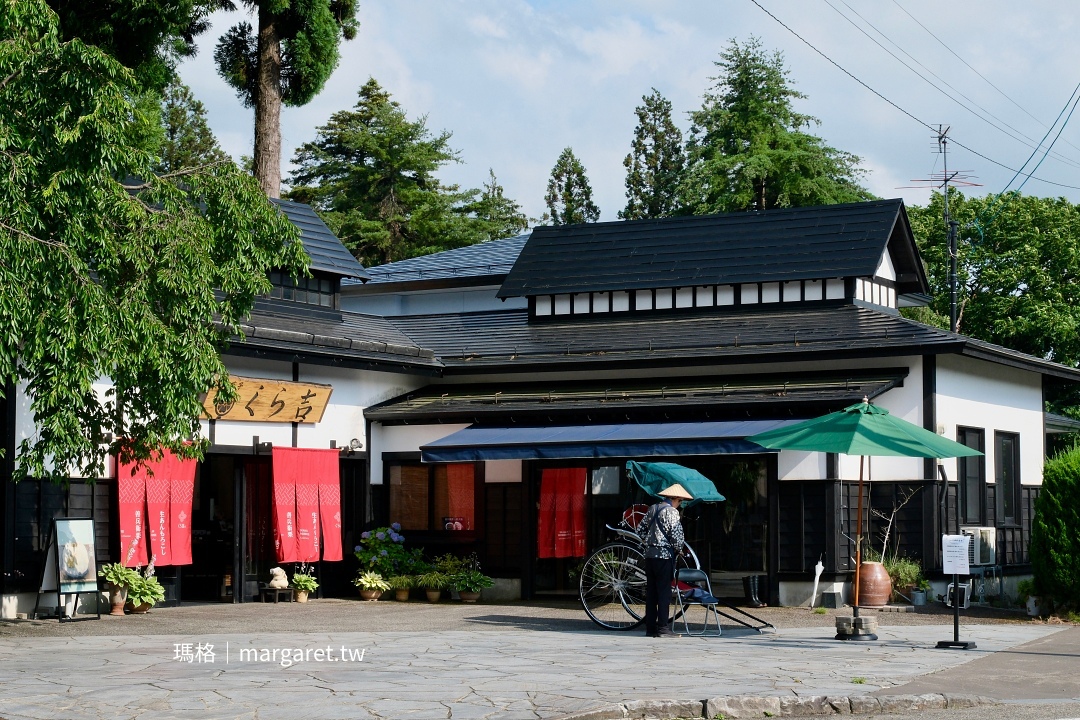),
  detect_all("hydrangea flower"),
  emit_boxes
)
[380,550,388,556]
[390,522,401,532]
[360,531,370,539]
[376,532,386,540]
[354,545,362,553]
